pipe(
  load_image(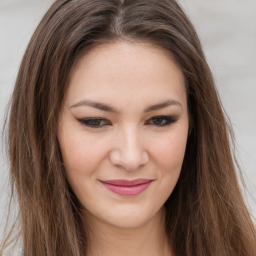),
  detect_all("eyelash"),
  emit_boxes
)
[77,115,178,129]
